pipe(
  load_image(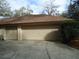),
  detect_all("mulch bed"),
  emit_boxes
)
[69,39,79,49]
